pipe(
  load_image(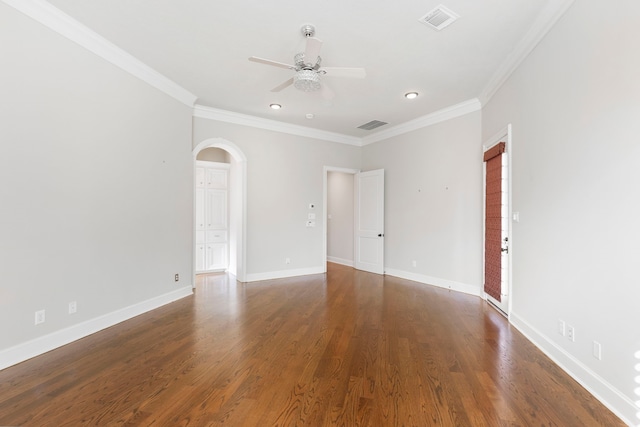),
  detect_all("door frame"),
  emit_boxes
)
[322,166,360,272]
[193,138,247,283]
[483,124,513,315]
